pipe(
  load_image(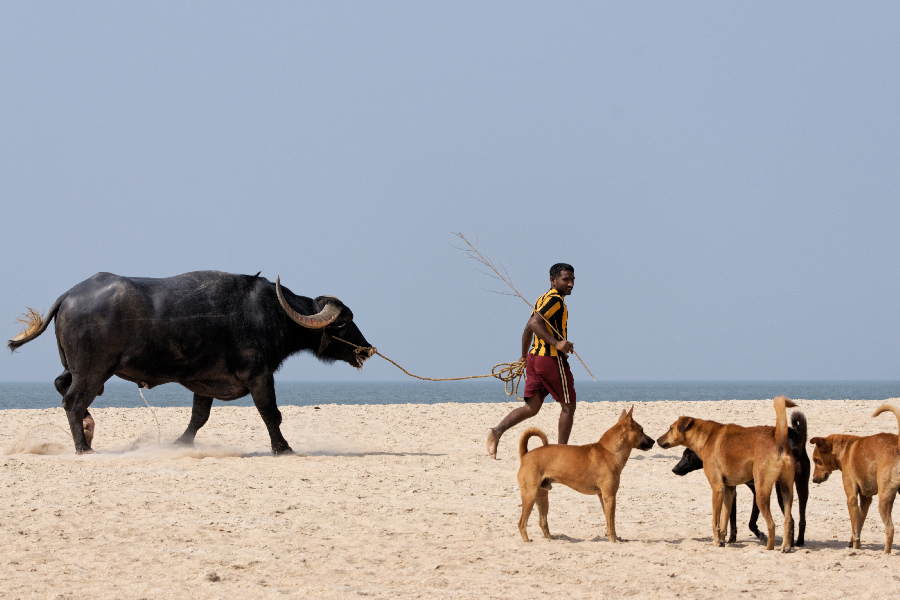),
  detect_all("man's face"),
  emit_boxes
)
[550,270,575,296]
